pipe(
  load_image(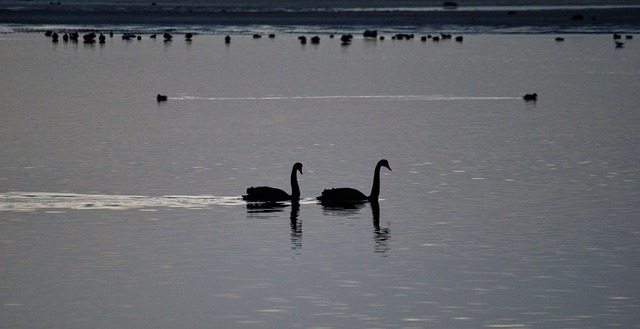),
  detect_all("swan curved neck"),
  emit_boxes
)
[290,168,300,200]
[369,163,383,201]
